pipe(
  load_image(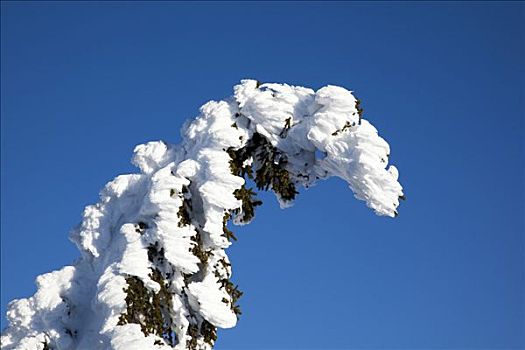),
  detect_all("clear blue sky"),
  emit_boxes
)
[1,2,524,348]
